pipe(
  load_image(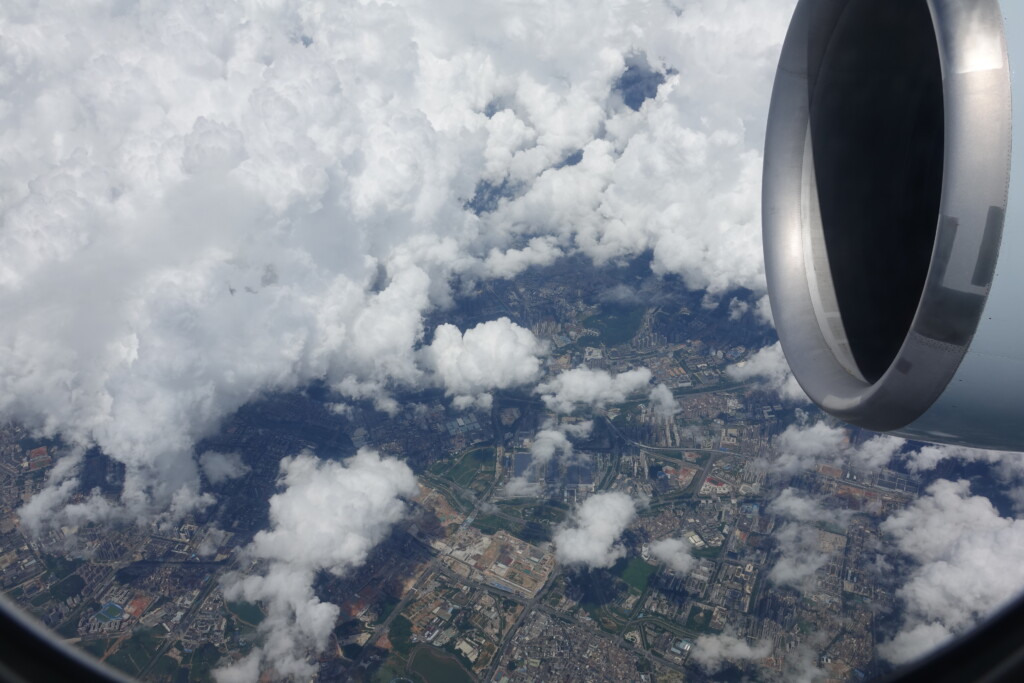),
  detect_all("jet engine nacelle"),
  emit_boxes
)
[763,0,1024,449]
